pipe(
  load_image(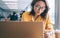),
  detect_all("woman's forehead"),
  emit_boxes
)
[35,1,46,6]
